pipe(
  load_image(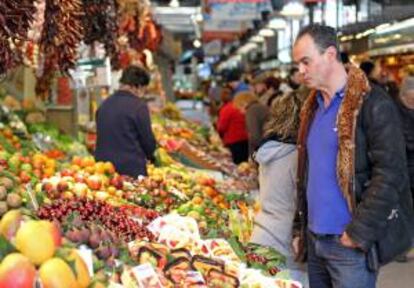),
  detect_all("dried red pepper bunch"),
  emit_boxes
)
[0,0,36,74]
[36,0,84,96]
[82,0,119,68]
